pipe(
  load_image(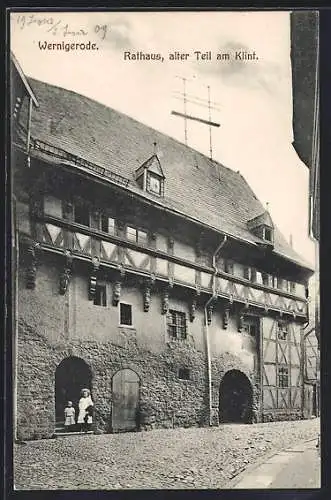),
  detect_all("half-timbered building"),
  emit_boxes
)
[11,54,315,440]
